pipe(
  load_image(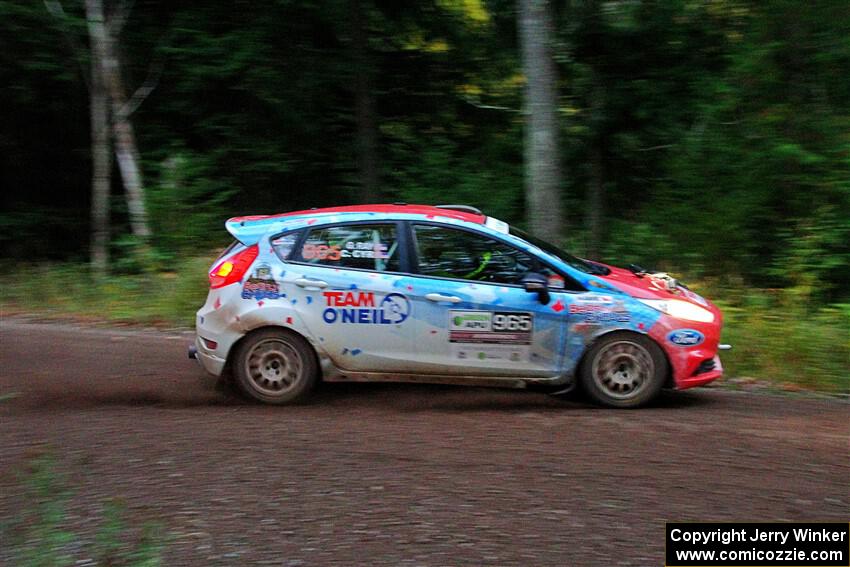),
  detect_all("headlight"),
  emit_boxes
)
[637,299,715,323]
